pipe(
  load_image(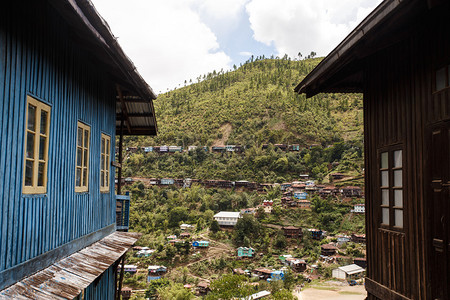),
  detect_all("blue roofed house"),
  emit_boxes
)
[0,0,157,299]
